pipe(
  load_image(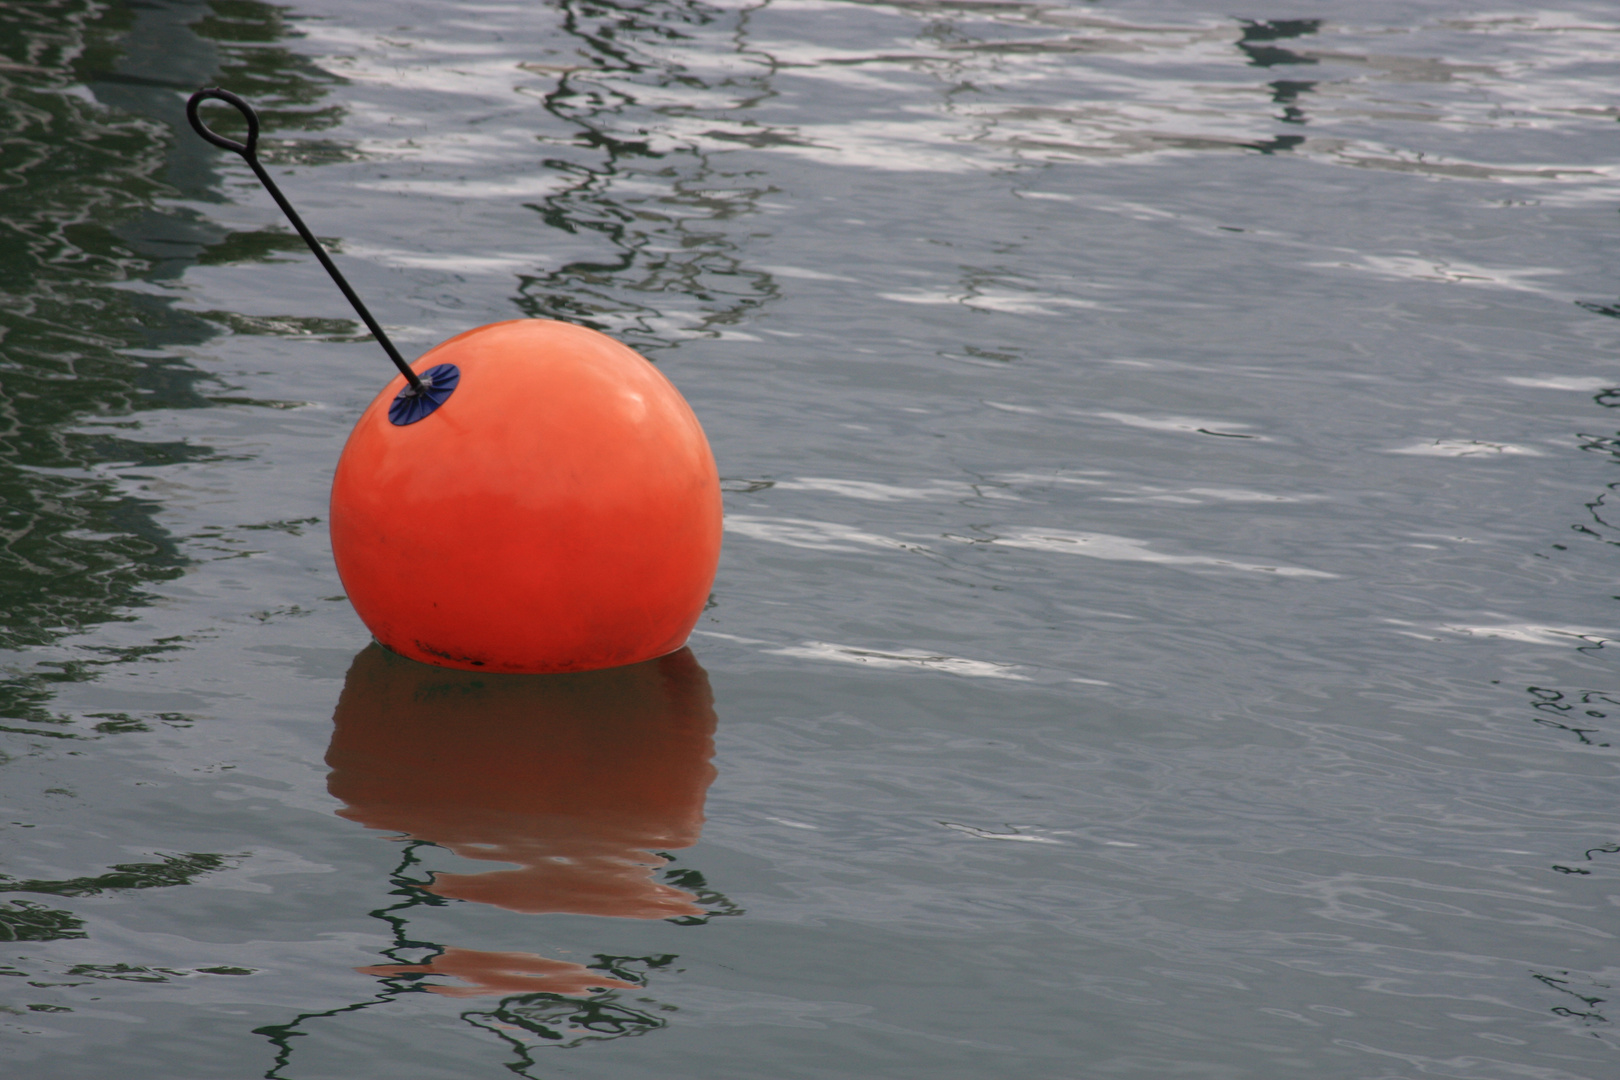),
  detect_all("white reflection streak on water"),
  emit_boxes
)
[770,477,963,500]
[1308,254,1570,294]
[986,528,1338,578]
[1099,485,1319,505]
[1389,440,1546,457]
[764,641,1032,680]
[730,2,1620,191]
[1088,411,1263,437]
[939,822,1063,843]
[724,514,915,551]
[880,289,1102,315]
[1501,376,1615,391]
[1425,623,1615,648]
